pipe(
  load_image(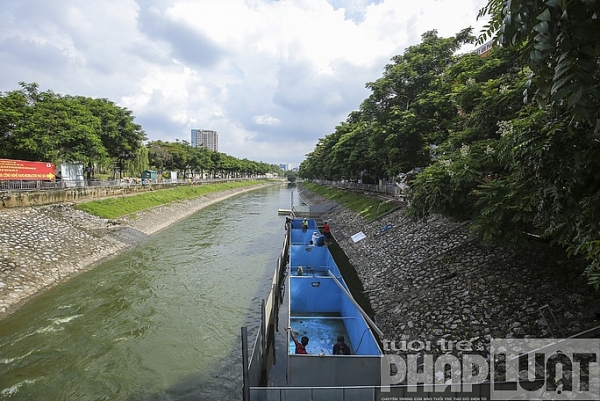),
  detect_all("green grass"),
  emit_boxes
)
[76,180,265,219]
[302,182,401,220]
